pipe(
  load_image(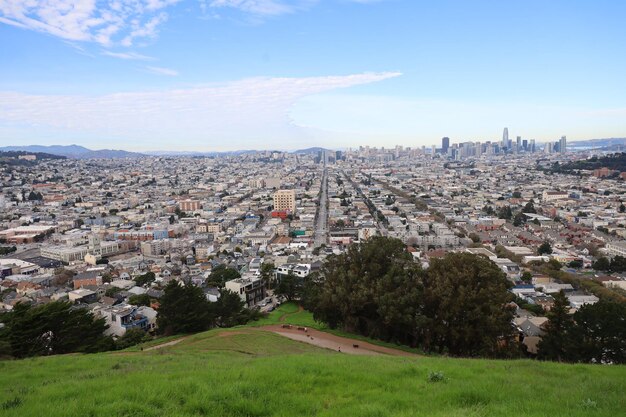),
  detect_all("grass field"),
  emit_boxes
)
[248,302,423,354]
[0,323,624,417]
